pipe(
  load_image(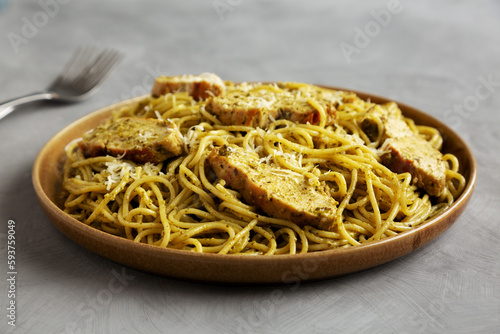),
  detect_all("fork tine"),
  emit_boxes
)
[52,46,92,88]
[58,46,95,82]
[56,46,83,80]
[83,54,121,91]
[72,49,123,92]
[50,46,123,98]
[85,50,121,83]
